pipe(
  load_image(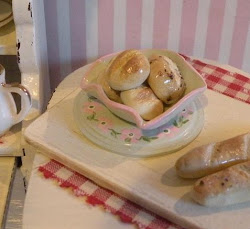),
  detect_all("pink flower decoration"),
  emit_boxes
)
[97,117,113,133]
[120,128,142,143]
[83,101,102,114]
